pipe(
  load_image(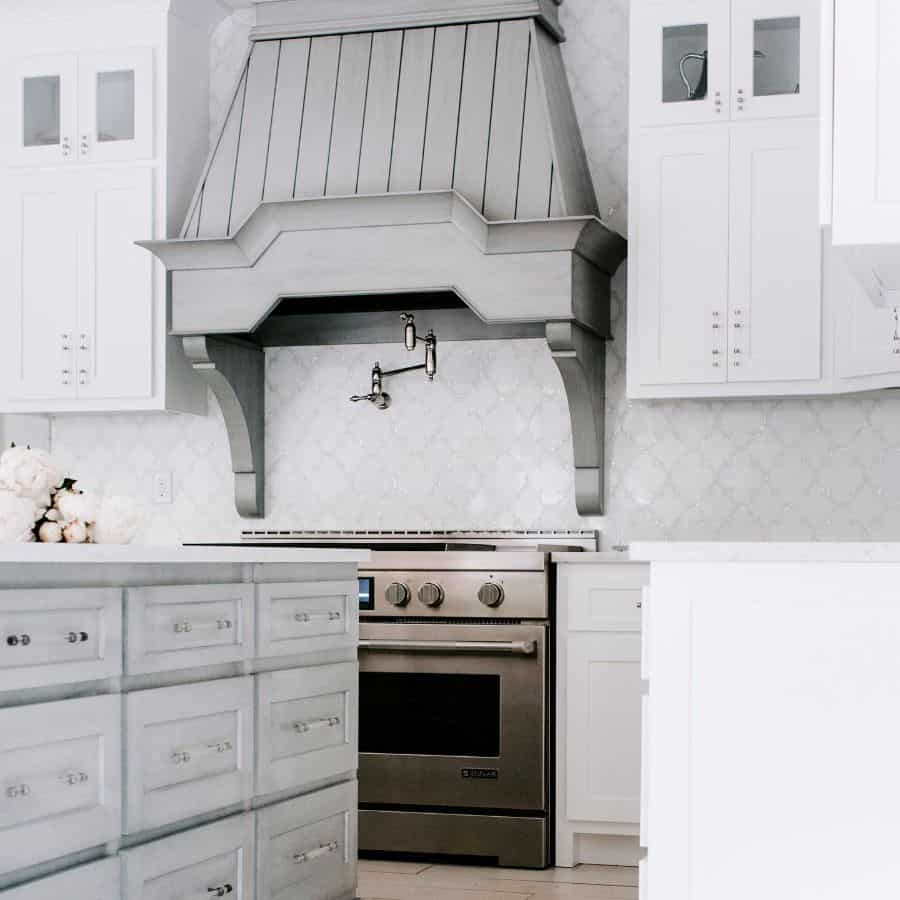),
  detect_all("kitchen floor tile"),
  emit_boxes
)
[357,874,532,900]
[423,864,639,887]
[358,860,433,875]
